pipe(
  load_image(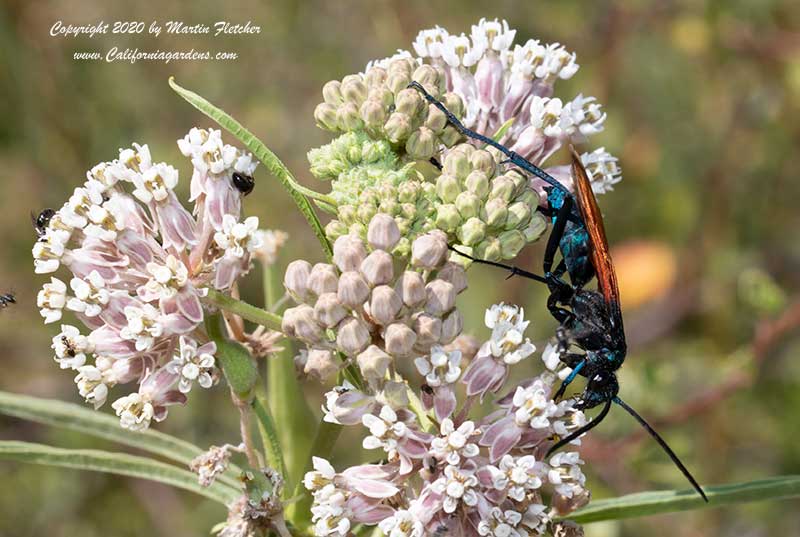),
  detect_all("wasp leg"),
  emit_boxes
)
[407,81,568,194]
[553,354,590,401]
[546,397,613,457]
[543,195,574,276]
